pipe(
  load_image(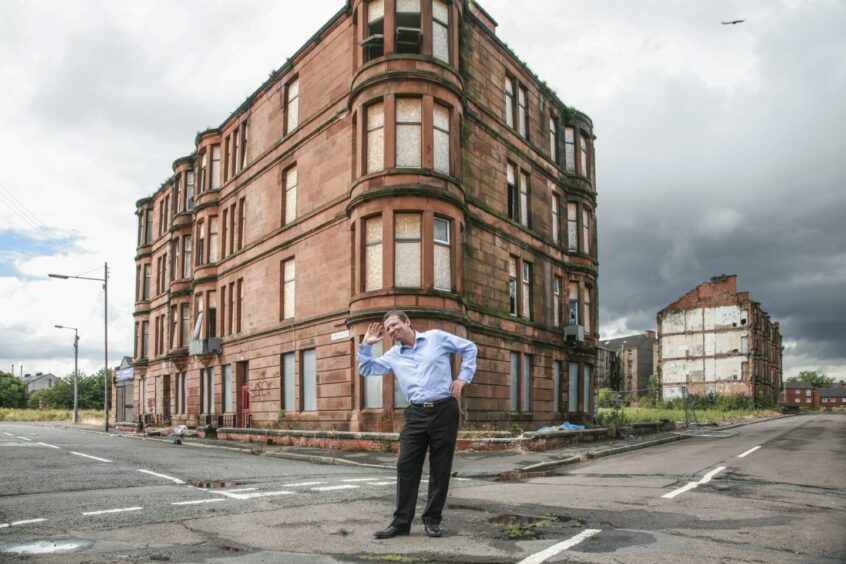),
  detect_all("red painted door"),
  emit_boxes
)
[240,384,251,428]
